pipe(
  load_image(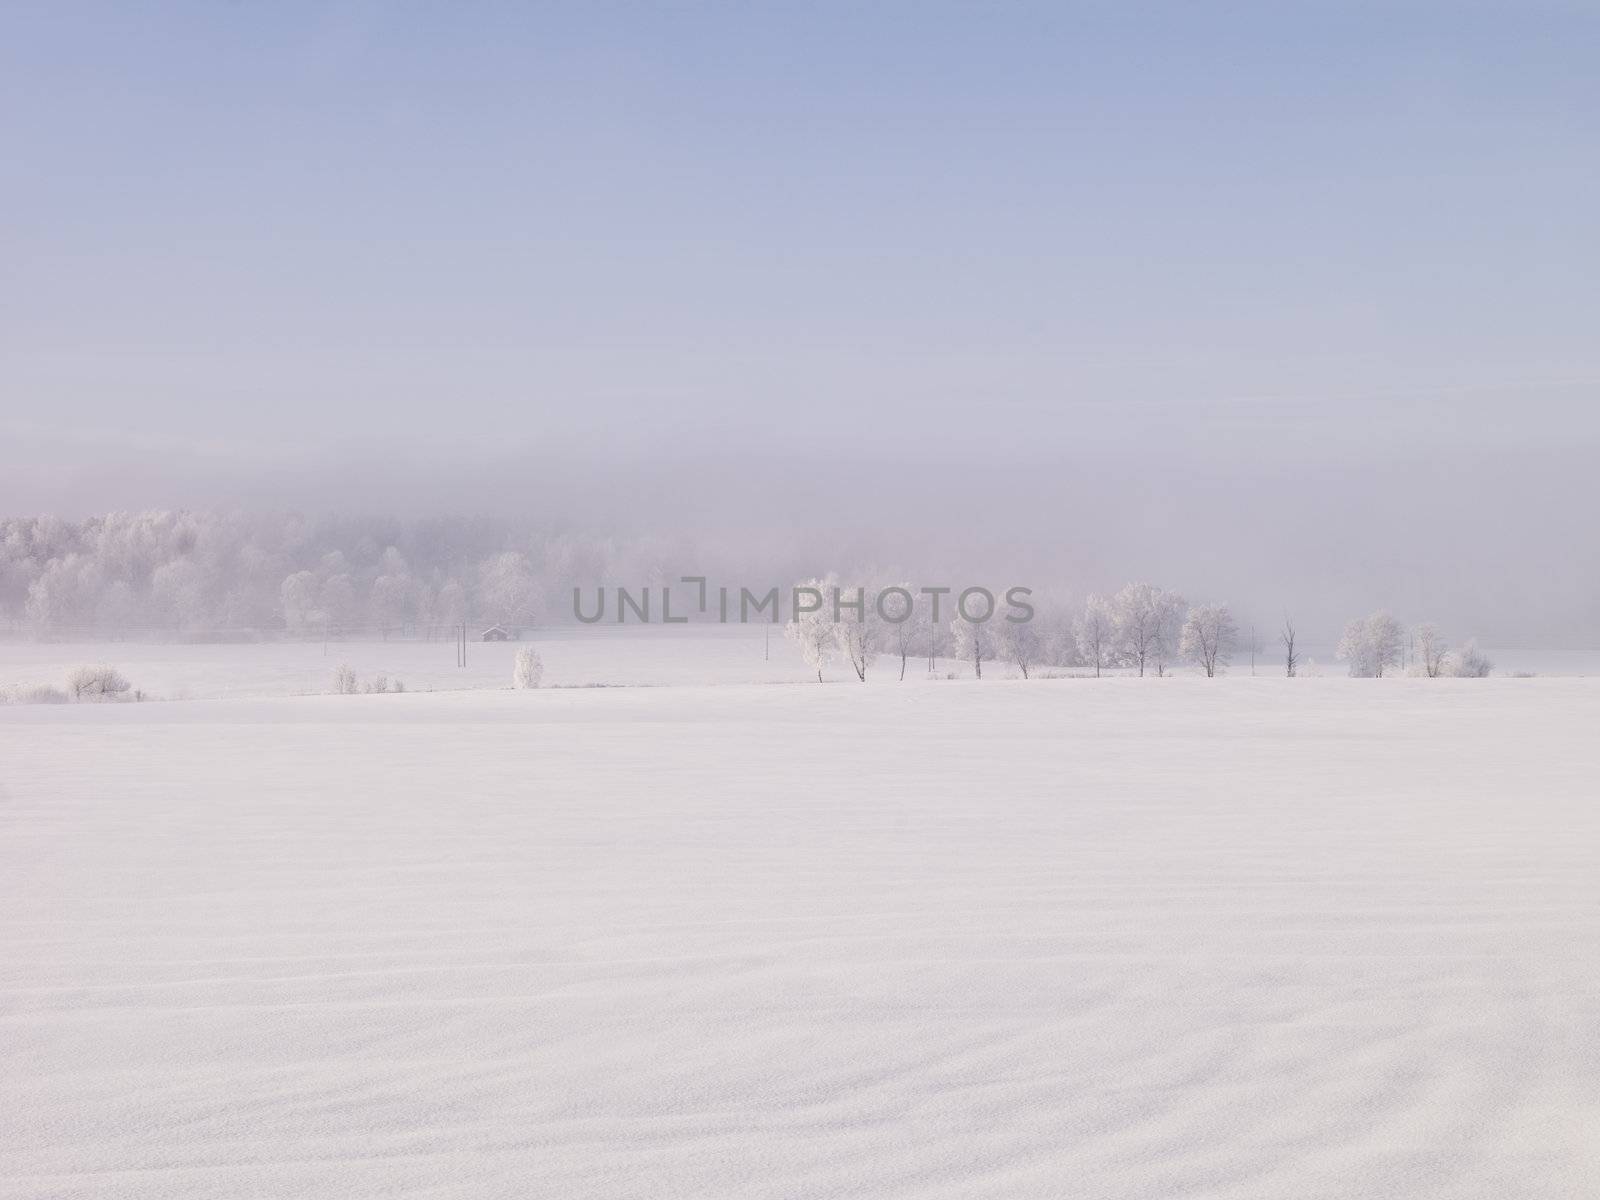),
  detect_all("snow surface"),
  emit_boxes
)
[1,627,821,699]
[4,632,1598,704]
[4,677,1600,1198]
